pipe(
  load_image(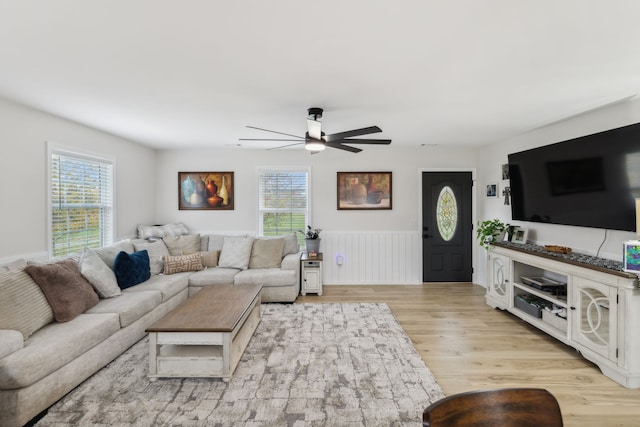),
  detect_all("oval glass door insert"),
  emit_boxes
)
[436,186,457,241]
